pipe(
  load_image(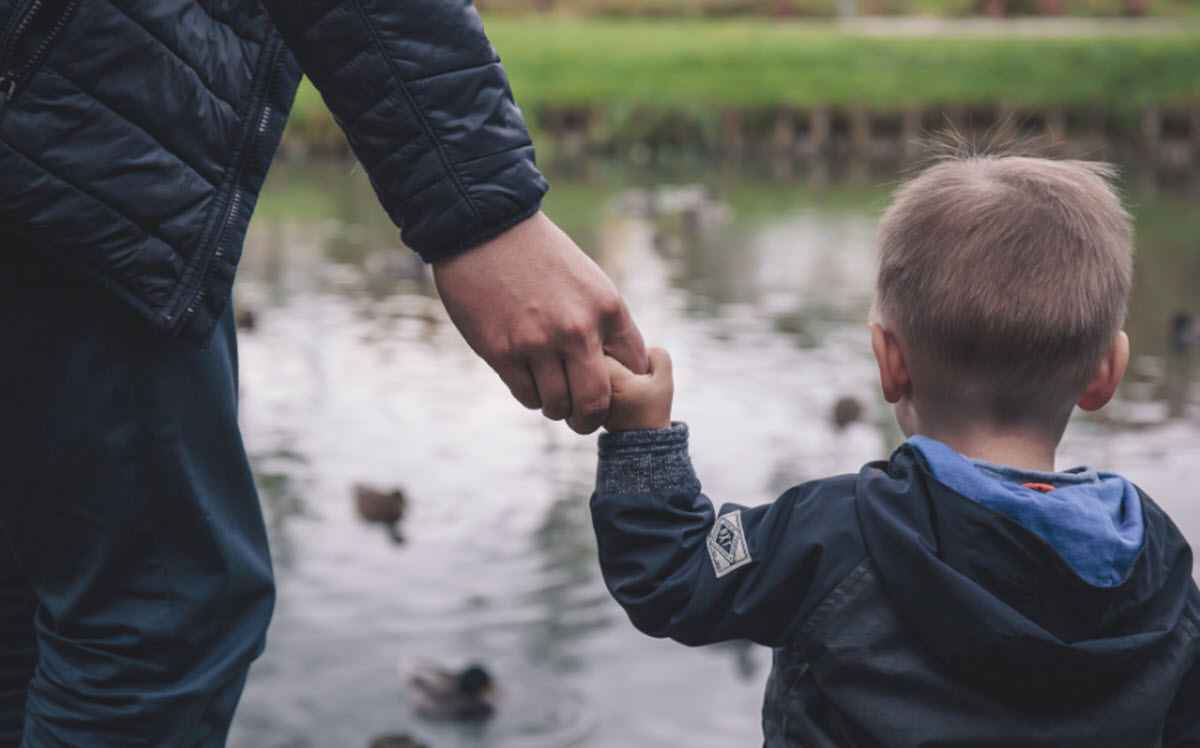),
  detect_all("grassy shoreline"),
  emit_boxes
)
[286,20,1200,148]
